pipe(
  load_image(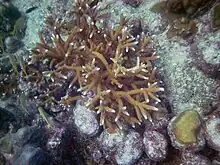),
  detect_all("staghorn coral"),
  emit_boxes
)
[30,0,164,132]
